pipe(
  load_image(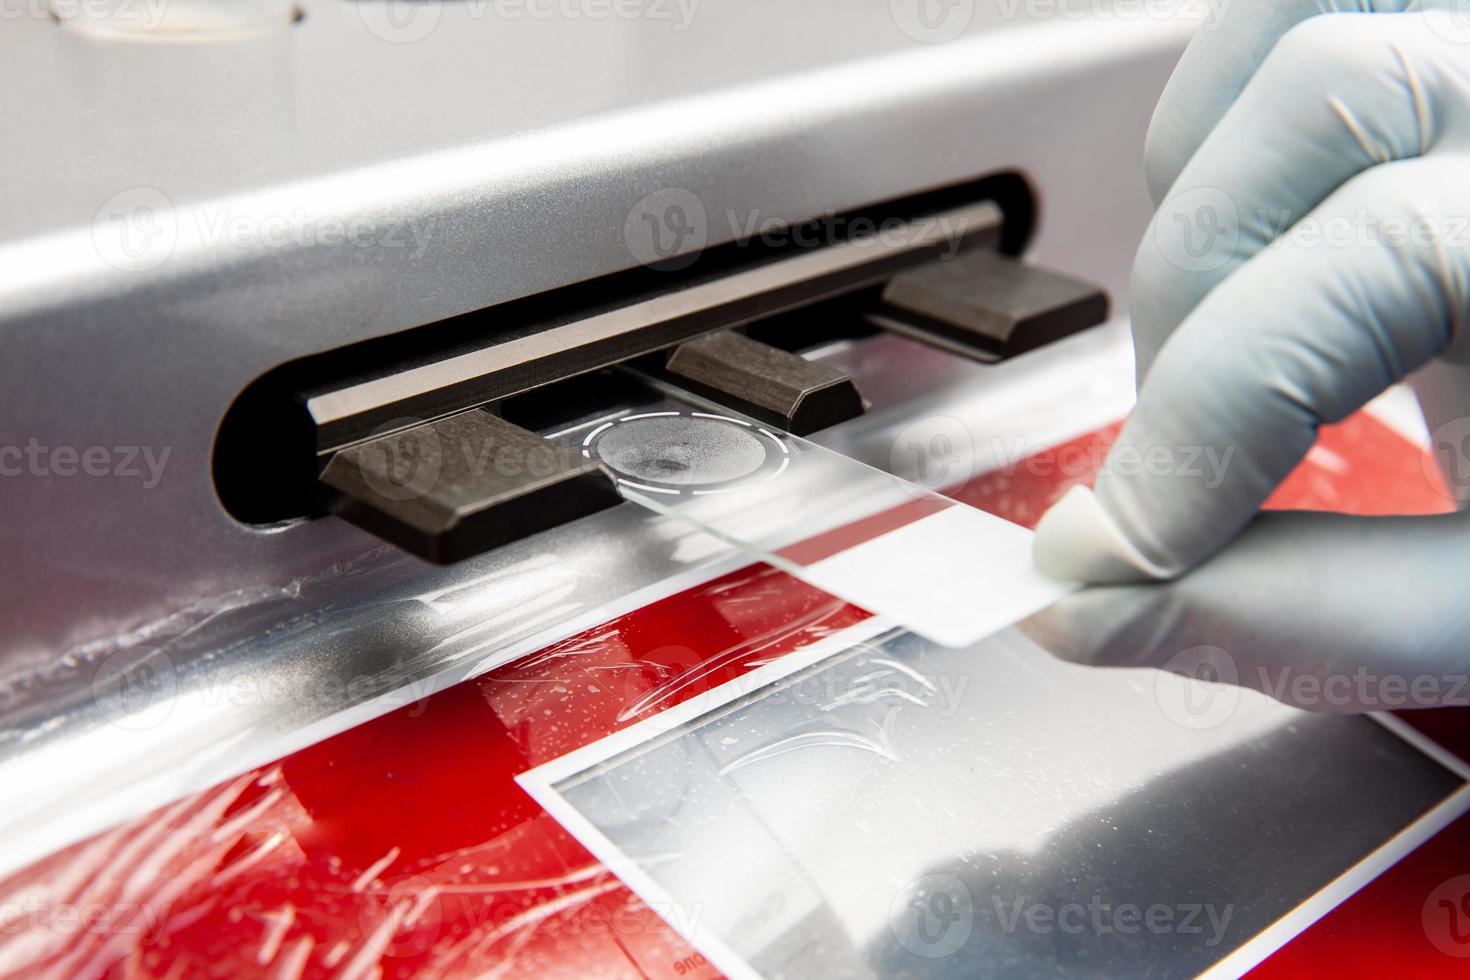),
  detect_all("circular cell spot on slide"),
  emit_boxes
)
[586,412,788,495]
